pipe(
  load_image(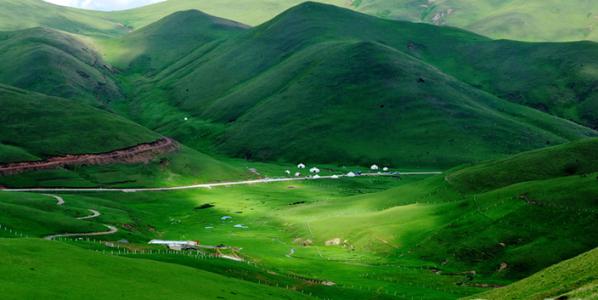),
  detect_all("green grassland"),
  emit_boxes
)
[0,238,309,300]
[1,139,595,299]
